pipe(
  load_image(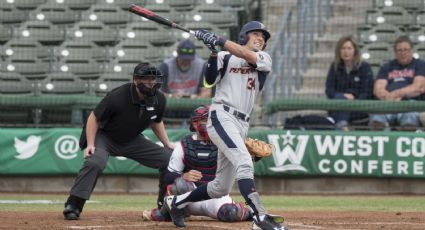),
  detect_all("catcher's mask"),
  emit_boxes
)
[190,105,210,141]
[133,63,163,97]
[238,21,270,50]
